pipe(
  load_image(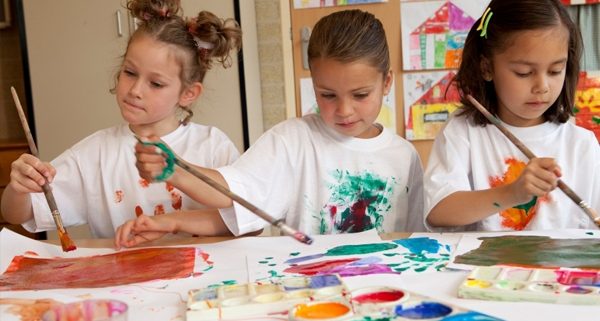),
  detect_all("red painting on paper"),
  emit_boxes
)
[0,247,197,291]
[574,71,600,143]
